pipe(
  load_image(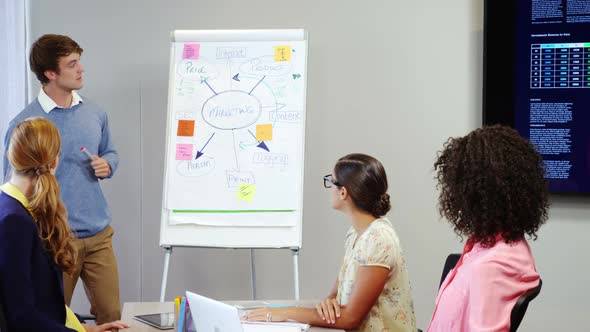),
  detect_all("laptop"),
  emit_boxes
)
[185,291,244,332]
[185,291,302,332]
